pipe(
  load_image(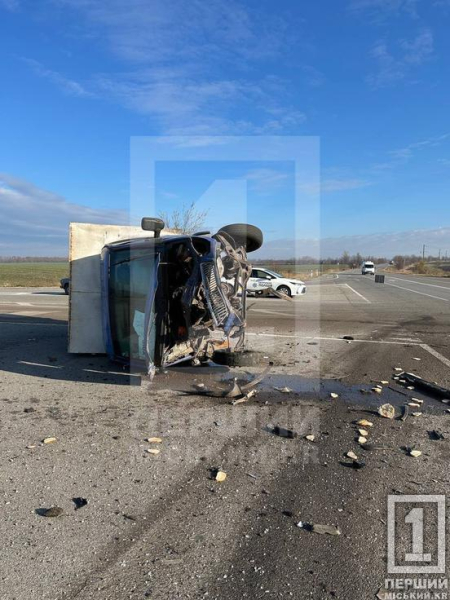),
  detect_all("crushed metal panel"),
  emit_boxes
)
[68,222,176,354]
